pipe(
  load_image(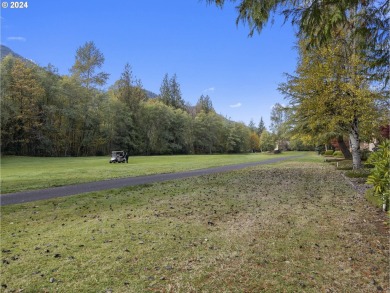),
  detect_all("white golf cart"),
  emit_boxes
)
[109,150,126,163]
